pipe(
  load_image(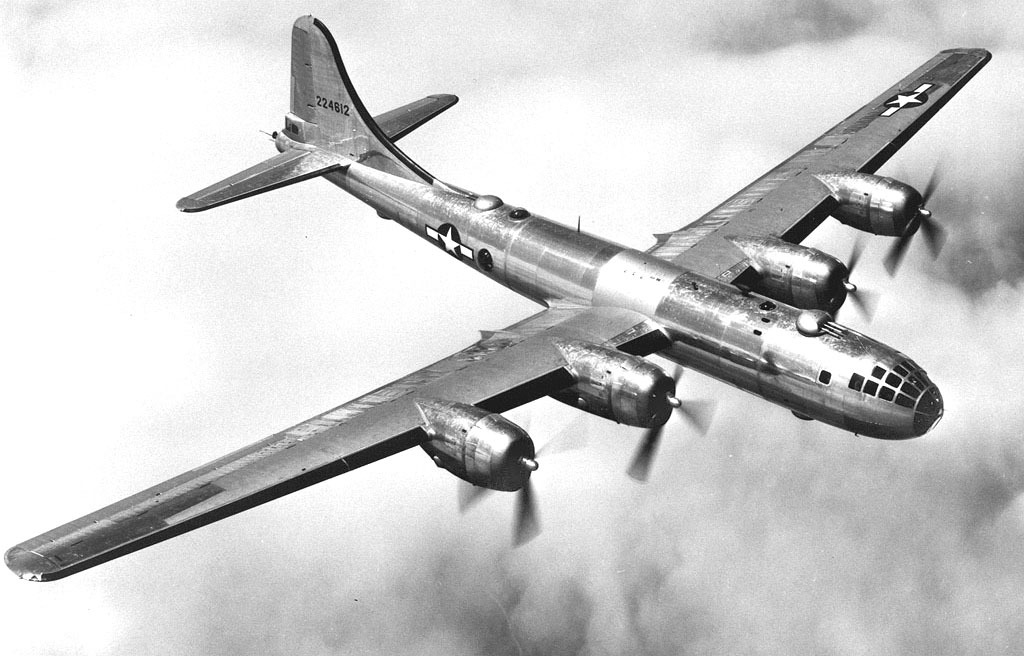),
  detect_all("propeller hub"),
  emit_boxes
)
[519,457,539,472]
